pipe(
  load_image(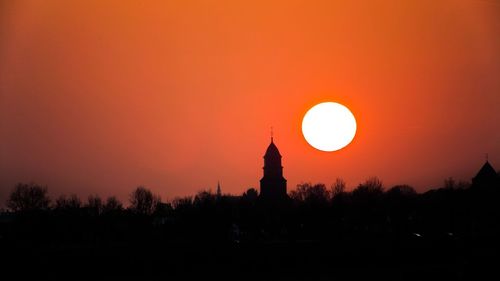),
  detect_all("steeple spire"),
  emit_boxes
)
[271,126,274,143]
[216,181,221,197]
